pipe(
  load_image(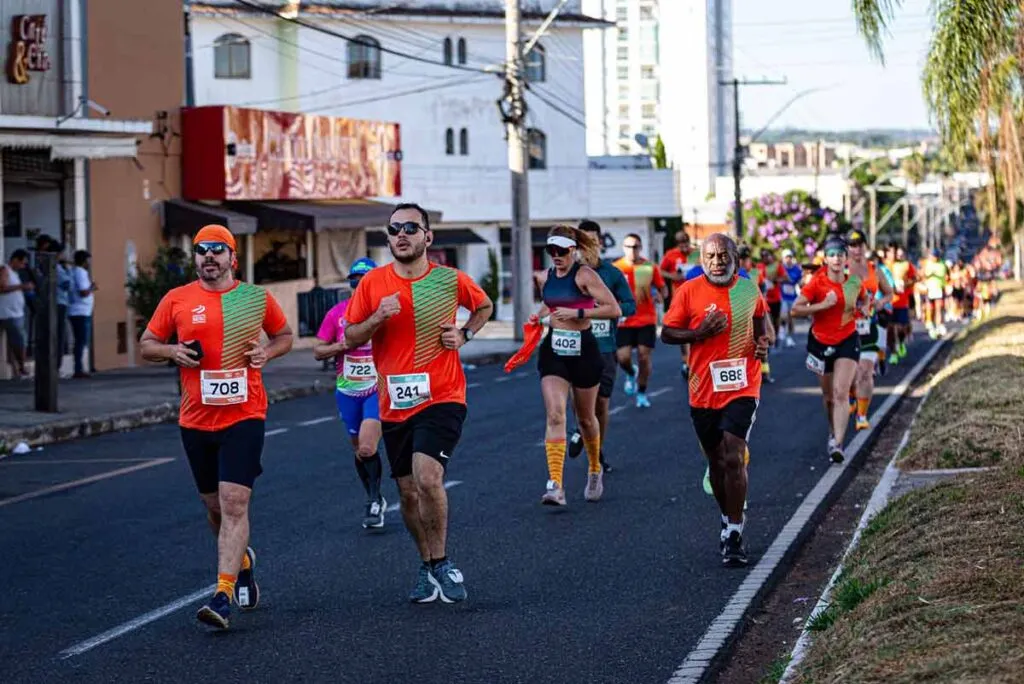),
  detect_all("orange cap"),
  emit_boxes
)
[193,224,236,252]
